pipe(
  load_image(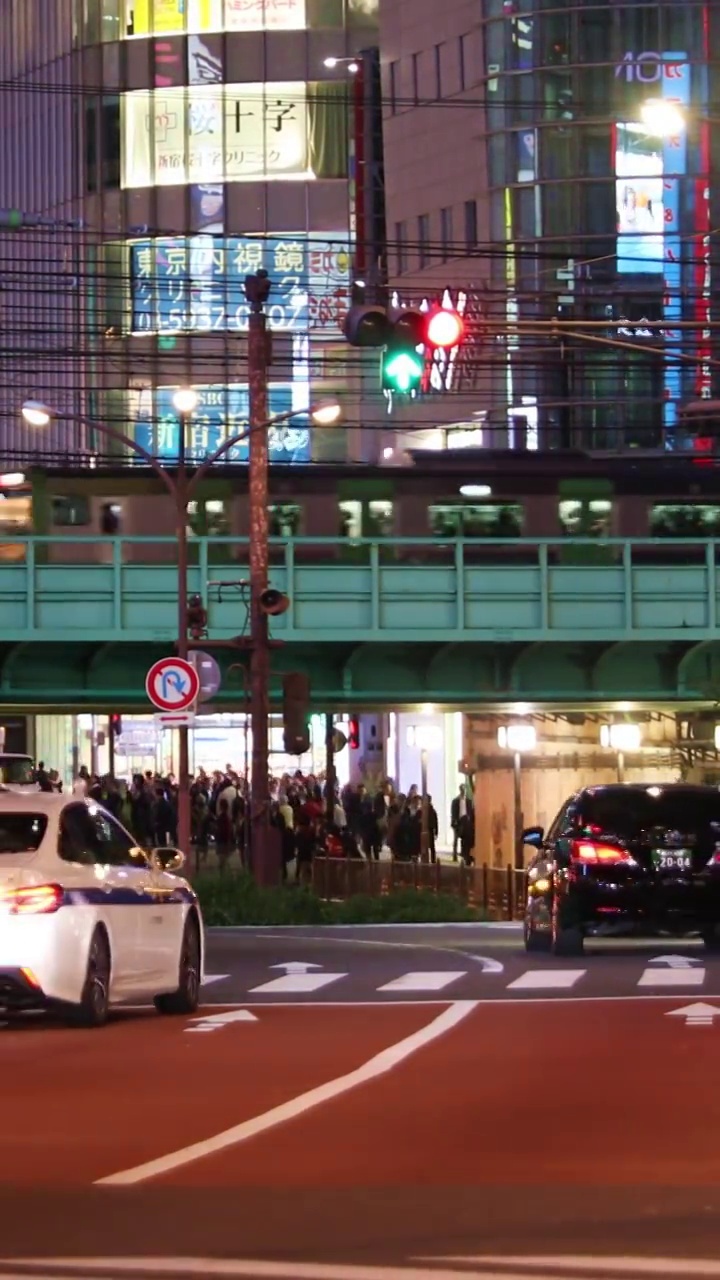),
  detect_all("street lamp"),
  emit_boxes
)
[323,56,360,73]
[406,722,443,862]
[21,394,340,876]
[498,722,537,869]
[600,722,641,783]
[640,98,685,137]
